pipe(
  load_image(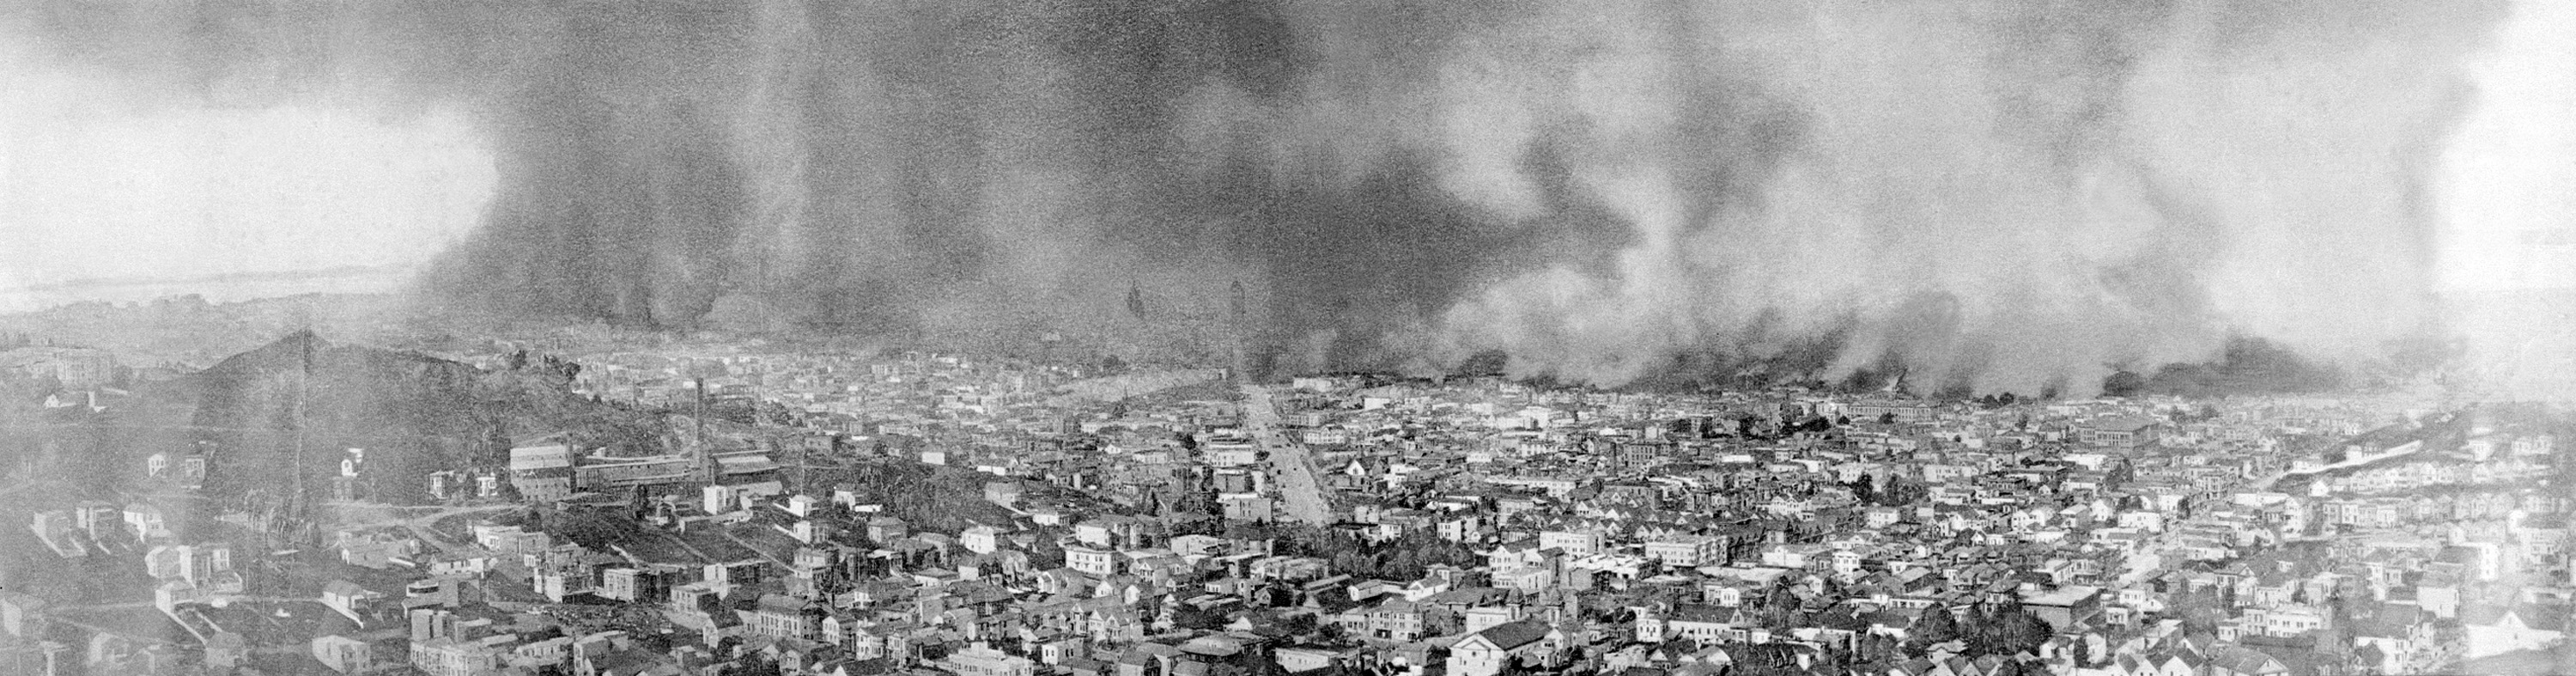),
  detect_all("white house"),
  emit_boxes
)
[1445,619,1560,676]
